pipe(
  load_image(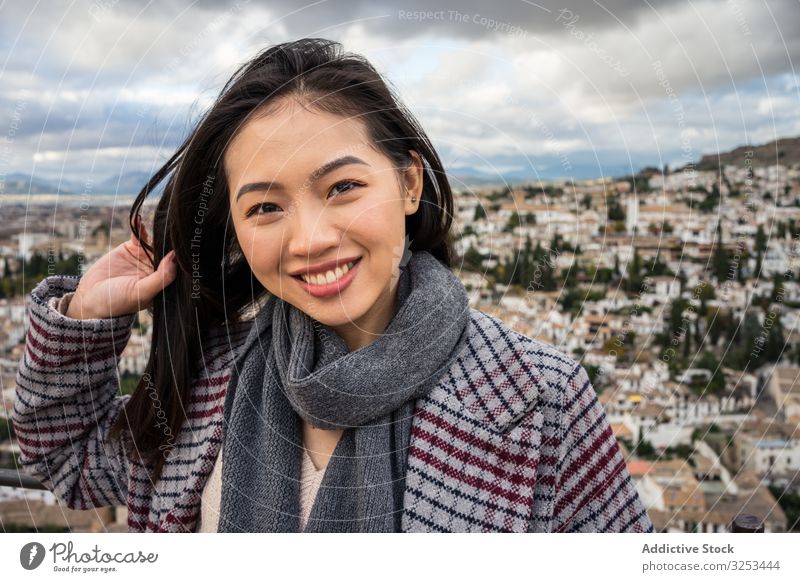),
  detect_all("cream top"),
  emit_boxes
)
[197,446,326,532]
